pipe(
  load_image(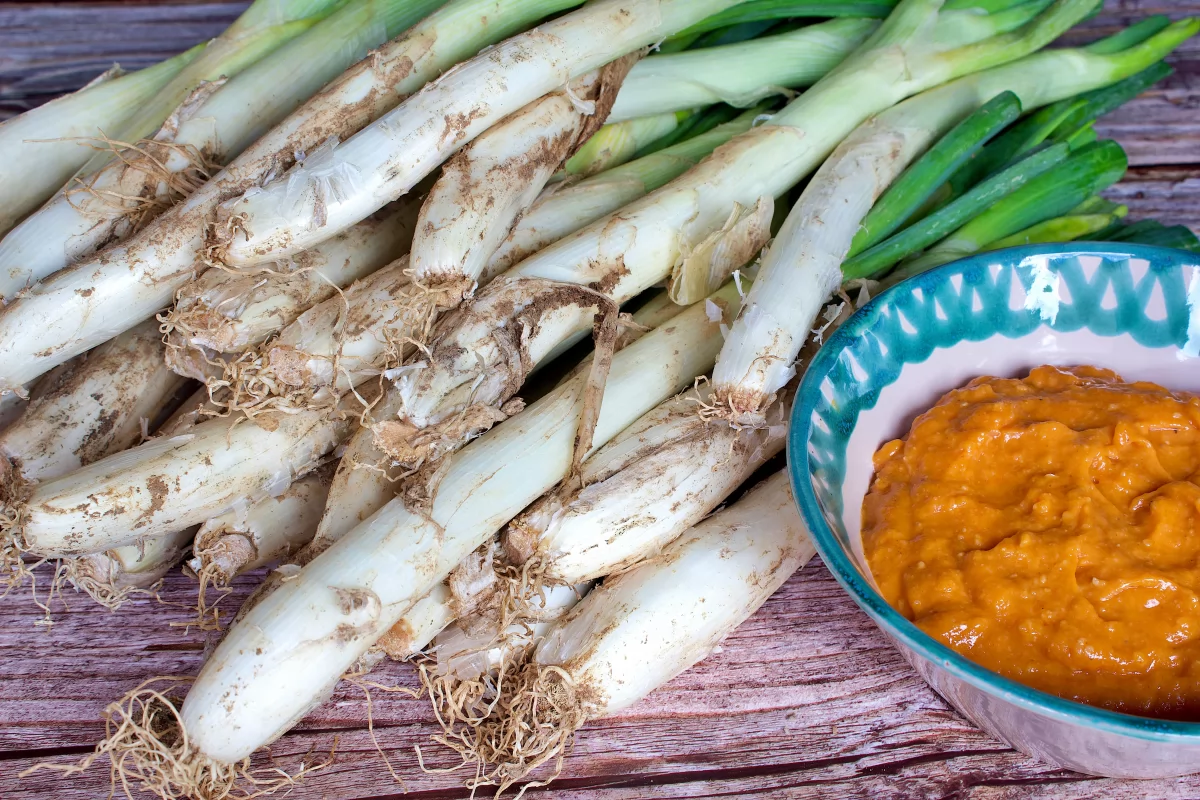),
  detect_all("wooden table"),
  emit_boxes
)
[2,2,1200,798]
